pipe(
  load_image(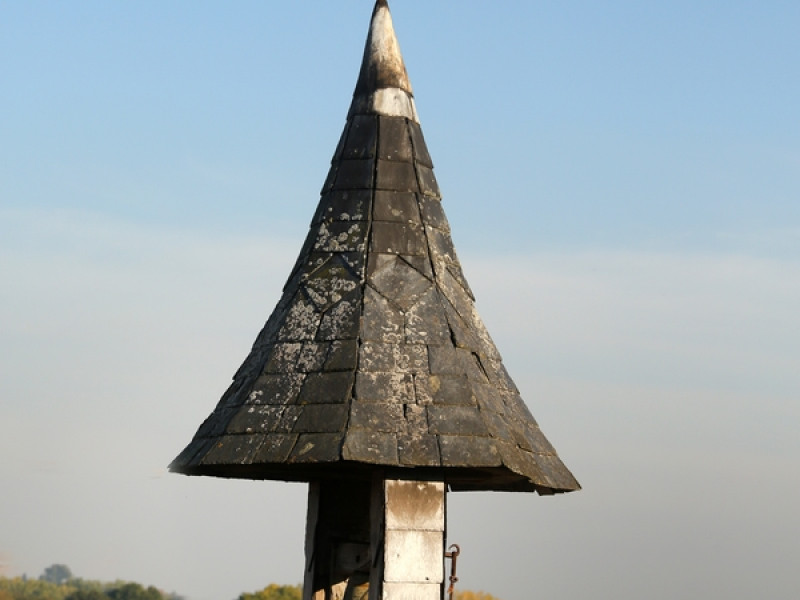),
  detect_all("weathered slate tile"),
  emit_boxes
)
[231,345,271,382]
[366,252,395,279]
[215,377,250,411]
[341,114,378,159]
[349,402,404,432]
[304,275,360,315]
[251,433,297,463]
[399,254,433,279]
[417,195,449,231]
[297,342,330,373]
[408,121,433,168]
[439,435,501,467]
[320,162,338,194]
[273,406,303,433]
[523,425,557,455]
[299,251,363,286]
[375,160,418,192]
[201,434,264,465]
[359,342,397,372]
[427,344,464,375]
[394,343,428,373]
[324,339,359,371]
[415,164,440,197]
[263,342,302,373]
[289,433,343,463]
[401,403,428,432]
[317,288,362,341]
[454,348,489,382]
[342,431,399,464]
[315,189,371,224]
[503,390,536,423]
[425,226,457,265]
[471,381,506,416]
[438,266,476,324]
[298,371,354,404]
[432,374,476,406]
[304,260,361,309]
[463,311,501,364]
[373,190,421,223]
[535,453,580,490]
[170,437,213,468]
[412,374,434,405]
[331,123,348,162]
[292,404,349,433]
[496,441,544,481]
[482,359,518,394]
[531,453,564,489]
[195,407,236,438]
[247,373,306,405]
[404,288,451,344]
[371,221,426,255]
[295,252,331,283]
[506,417,534,451]
[441,299,481,352]
[313,220,368,253]
[228,405,303,434]
[333,159,375,190]
[445,262,475,301]
[397,433,440,466]
[378,116,414,162]
[428,405,486,435]
[355,371,414,404]
[226,405,281,434]
[362,285,404,343]
[369,254,431,311]
[276,294,322,341]
[481,410,513,441]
